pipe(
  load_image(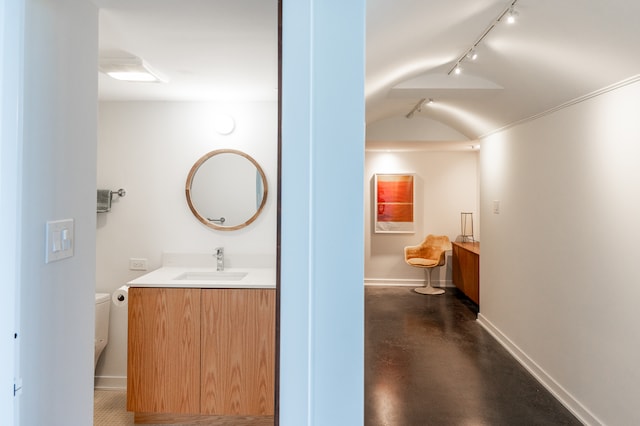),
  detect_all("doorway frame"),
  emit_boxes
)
[0,0,24,424]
